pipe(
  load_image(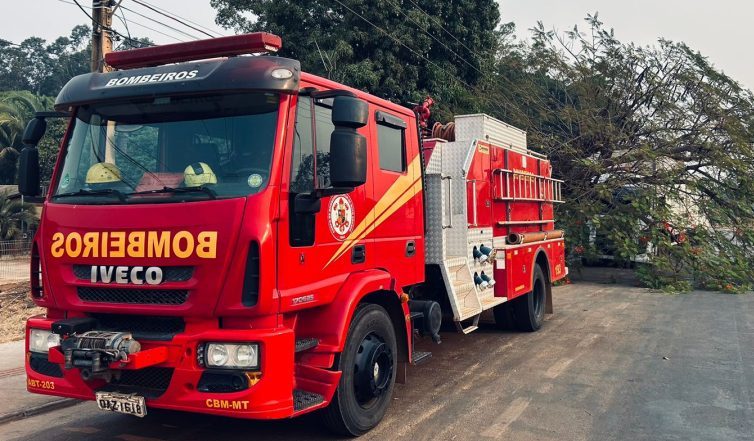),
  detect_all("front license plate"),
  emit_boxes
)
[95,392,147,418]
